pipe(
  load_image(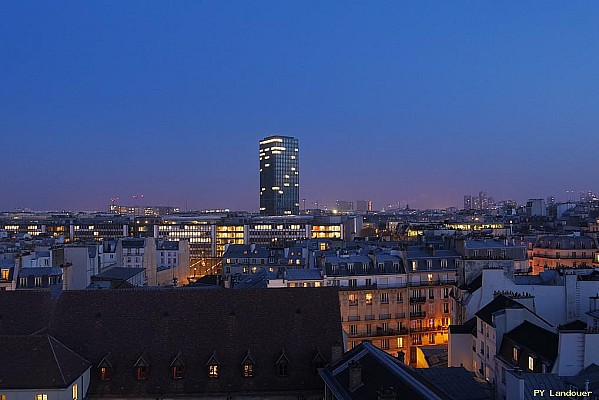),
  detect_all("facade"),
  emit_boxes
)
[531,235,597,274]
[259,135,300,216]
